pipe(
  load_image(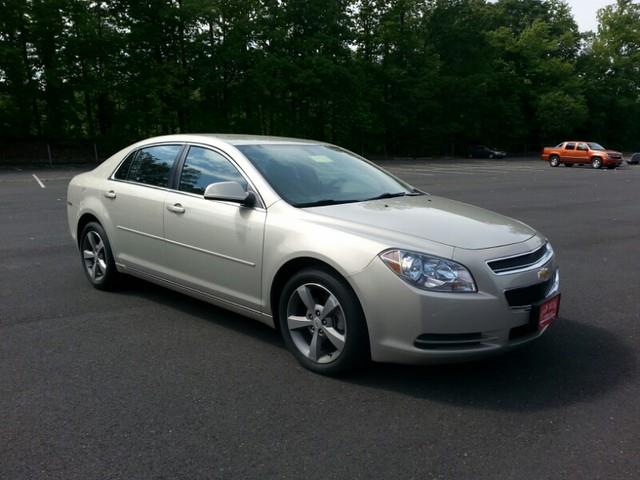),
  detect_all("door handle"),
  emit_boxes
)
[104,190,116,199]
[167,203,185,214]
